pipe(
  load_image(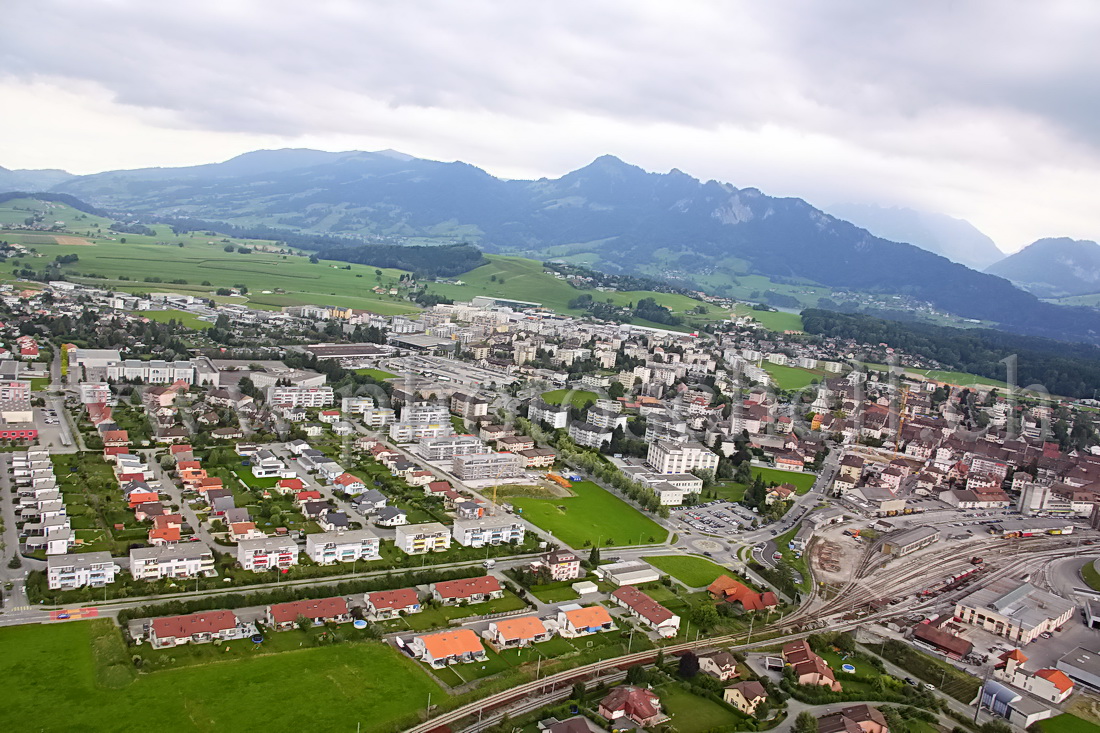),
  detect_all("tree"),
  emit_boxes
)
[690,604,719,631]
[588,546,600,567]
[571,681,586,701]
[625,664,648,685]
[794,711,819,733]
[295,614,312,632]
[677,651,700,678]
[8,554,22,569]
